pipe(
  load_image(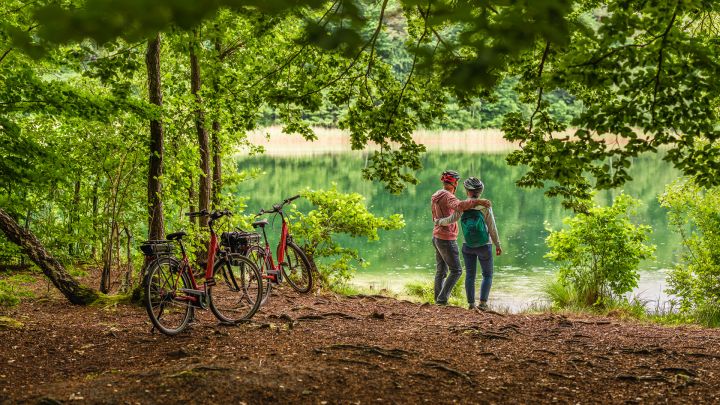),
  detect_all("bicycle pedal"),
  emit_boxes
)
[180,288,205,296]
